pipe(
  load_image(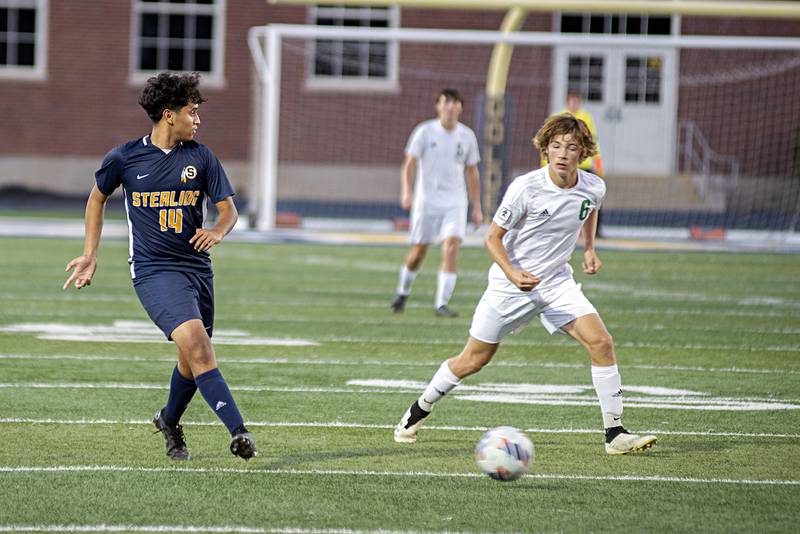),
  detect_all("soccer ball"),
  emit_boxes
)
[475,426,534,481]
